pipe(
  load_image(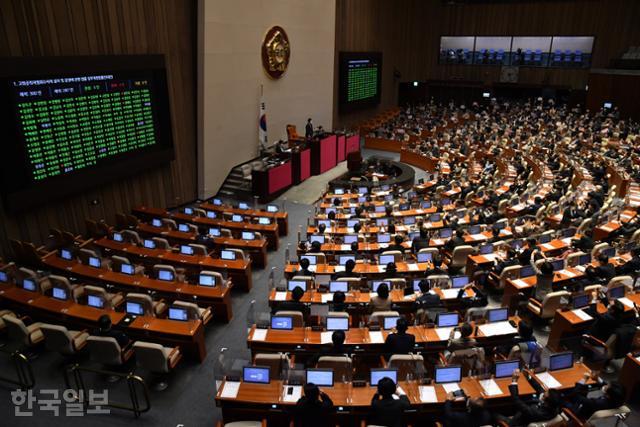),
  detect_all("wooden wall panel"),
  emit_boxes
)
[0,0,197,256]
[335,0,640,127]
